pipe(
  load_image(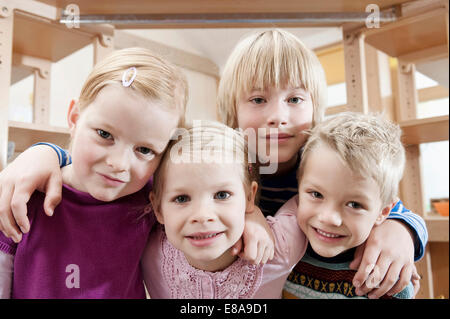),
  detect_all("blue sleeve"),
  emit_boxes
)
[387,200,428,261]
[31,143,72,168]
